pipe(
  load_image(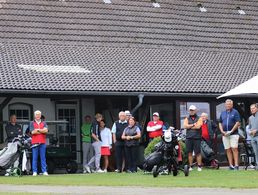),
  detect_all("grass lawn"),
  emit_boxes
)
[0,169,258,189]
